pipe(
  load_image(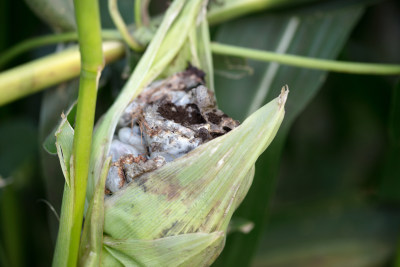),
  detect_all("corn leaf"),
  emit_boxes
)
[379,82,400,201]
[212,1,367,266]
[253,201,400,267]
[24,0,76,31]
[207,0,320,25]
